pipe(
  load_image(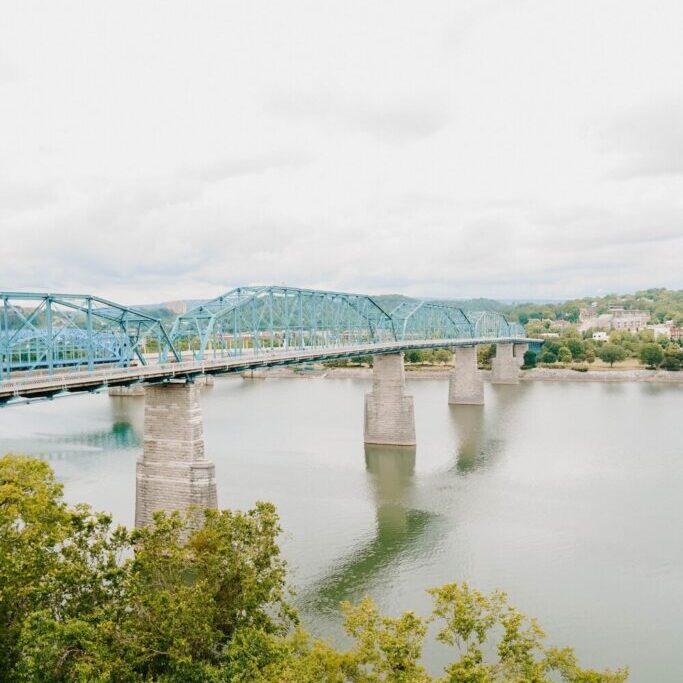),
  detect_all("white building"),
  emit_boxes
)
[592,331,609,342]
[646,322,673,339]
